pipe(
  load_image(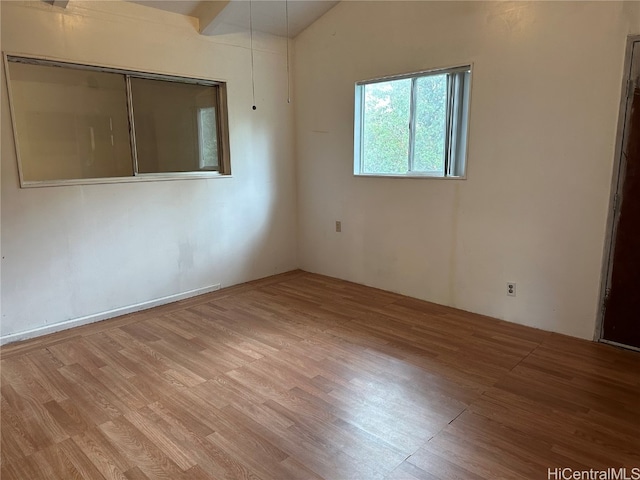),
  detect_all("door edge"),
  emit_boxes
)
[595,34,640,343]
